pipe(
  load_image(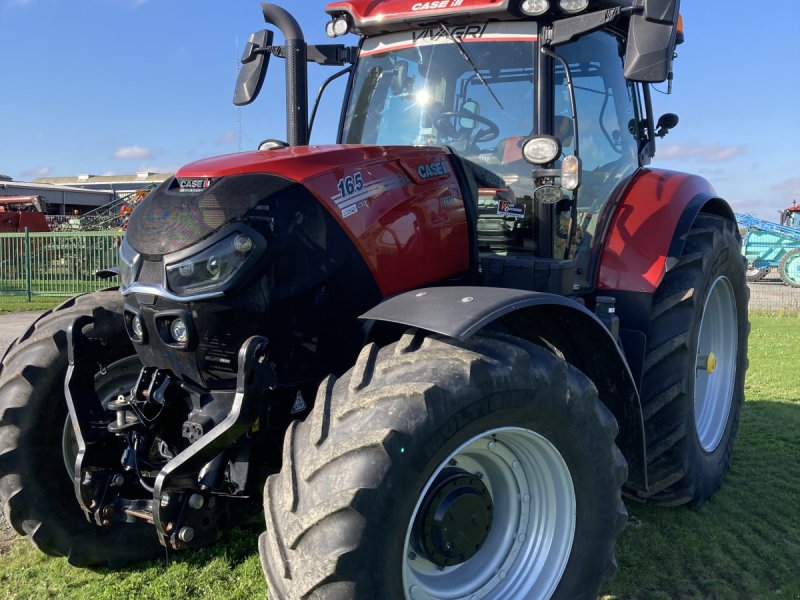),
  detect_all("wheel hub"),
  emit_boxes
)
[413,467,493,567]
